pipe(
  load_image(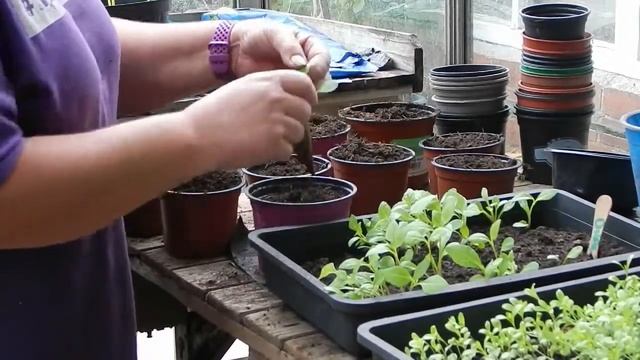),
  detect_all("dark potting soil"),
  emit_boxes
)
[303,225,630,286]
[249,157,320,176]
[258,183,348,204]
[174,170,242,193]
[425,133,501,149]
[310,114,348,138]
[330,137,411,163]
[436,154,516,170]
[343,105,433,122]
